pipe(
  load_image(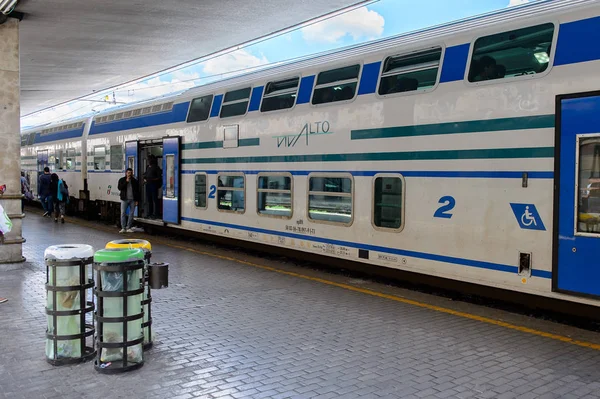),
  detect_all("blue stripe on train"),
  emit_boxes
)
[89,102,190,135]
[34,127,85,144]
[180,216,552,279]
